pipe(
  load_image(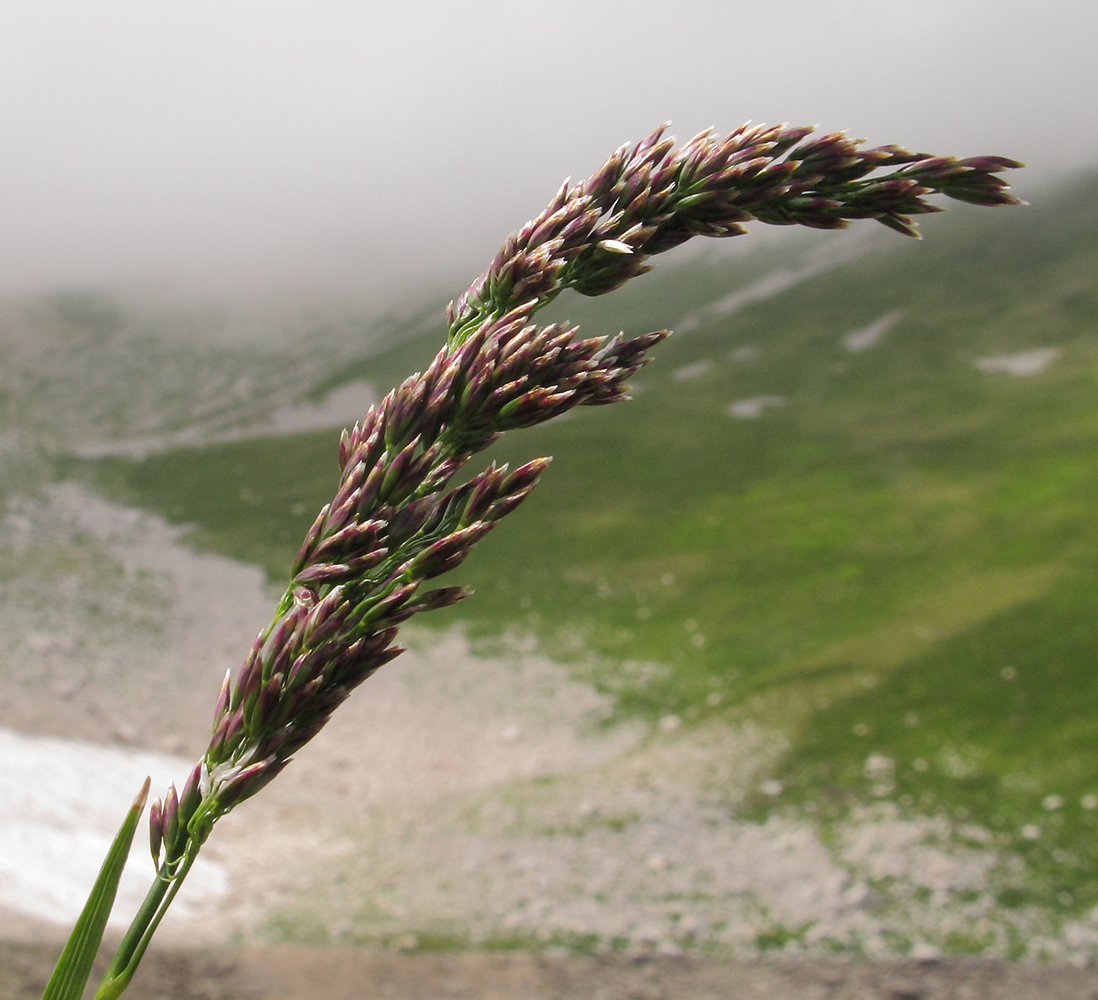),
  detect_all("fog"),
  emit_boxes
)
[1,0,1095,307]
